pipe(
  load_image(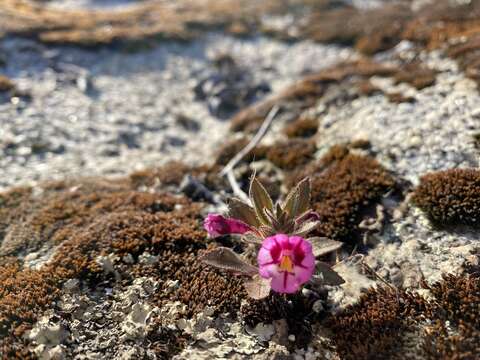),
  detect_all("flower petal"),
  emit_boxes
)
[270,271,299,293]
[294,252,315,284]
